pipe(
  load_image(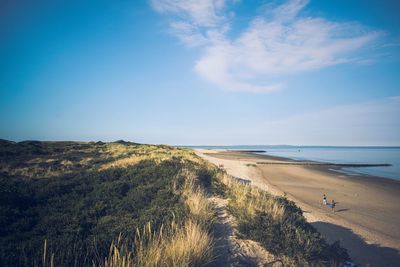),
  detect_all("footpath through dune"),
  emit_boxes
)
[196,149,400,267]
[207,197,280,267]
